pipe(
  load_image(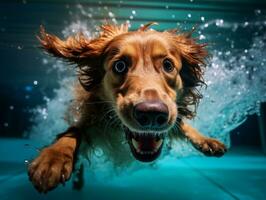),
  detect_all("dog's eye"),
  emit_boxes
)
[163,59,174,73]
[112,60,128,75]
